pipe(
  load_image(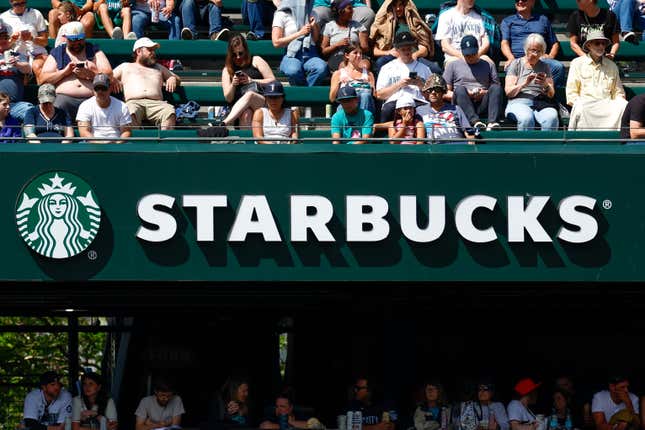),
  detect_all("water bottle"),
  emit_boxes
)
[64,416,72,430]
[99,417,107,430]
[149,0,159,23]
[361,67,368,82]
[564,415,572,430]
[549,414,558,430]
[279,414,289,430]
[440,407,449,430]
